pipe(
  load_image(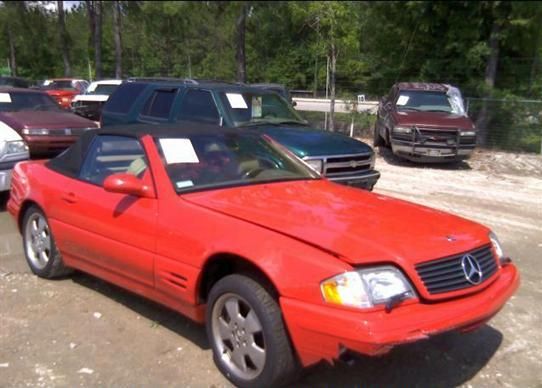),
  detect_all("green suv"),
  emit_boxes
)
[101,80,380,190]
